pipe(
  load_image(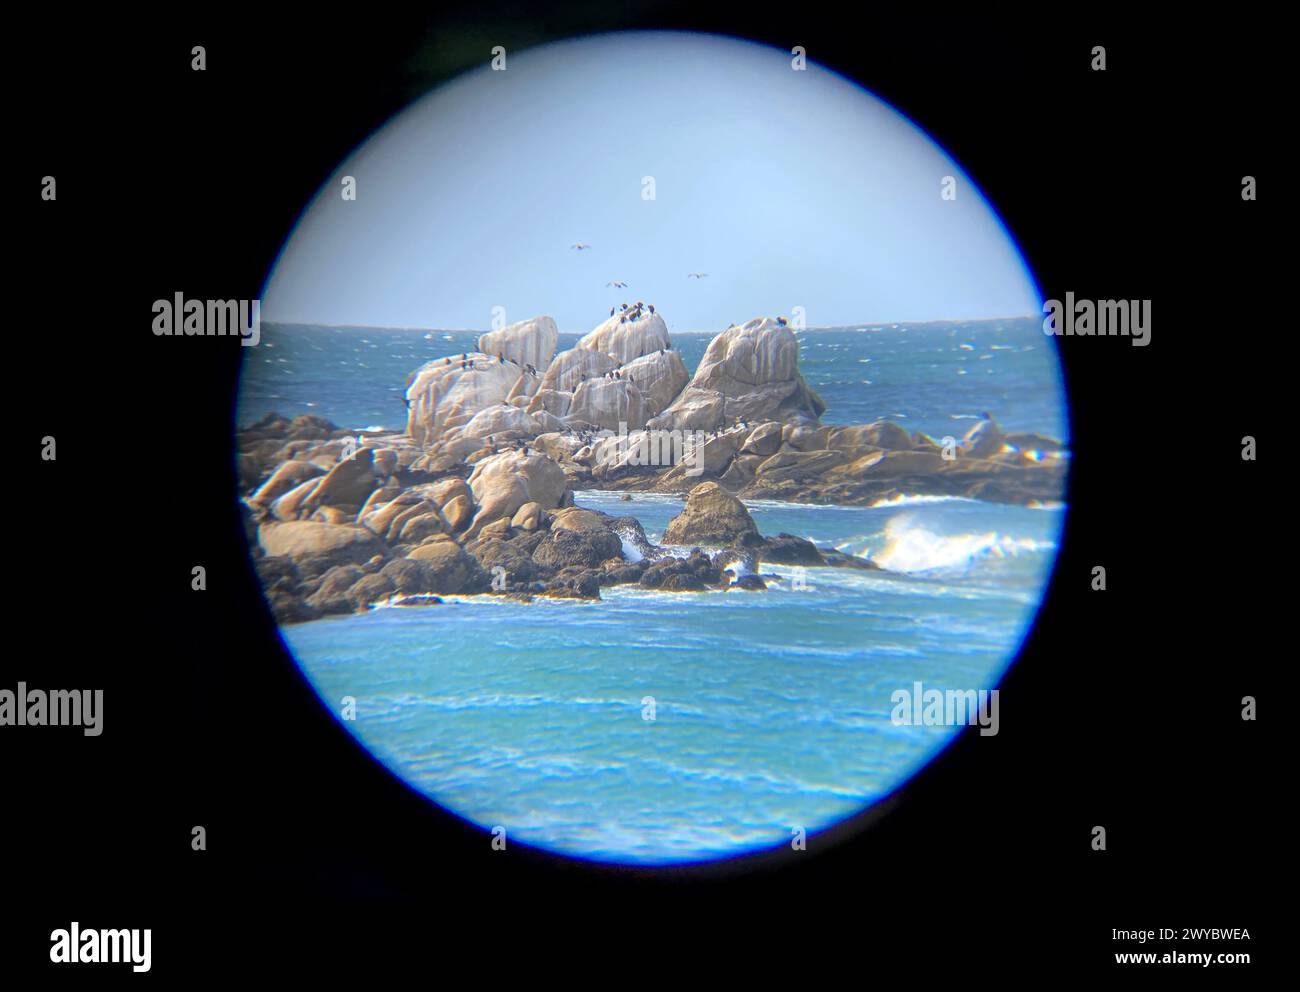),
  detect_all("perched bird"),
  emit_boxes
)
[647,304,655,314]
[776,316,788,327]
[610,306,616,316]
